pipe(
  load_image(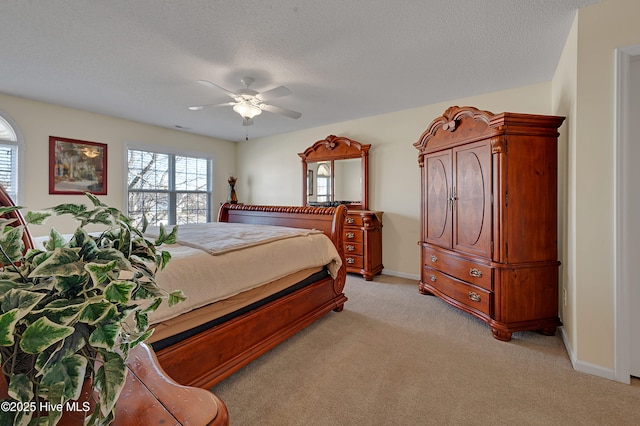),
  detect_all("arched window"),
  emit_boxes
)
[316,162,331,202]
[0,114,20,203]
